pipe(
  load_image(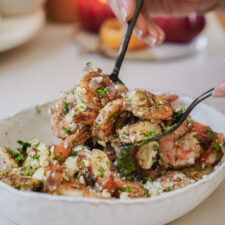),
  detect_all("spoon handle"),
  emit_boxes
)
[109,0,144,83]
[146,88,215,142]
